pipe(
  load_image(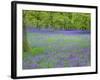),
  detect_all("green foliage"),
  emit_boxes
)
[47,38,56,43]
[23,10,91,30]
[31,47,45,56]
